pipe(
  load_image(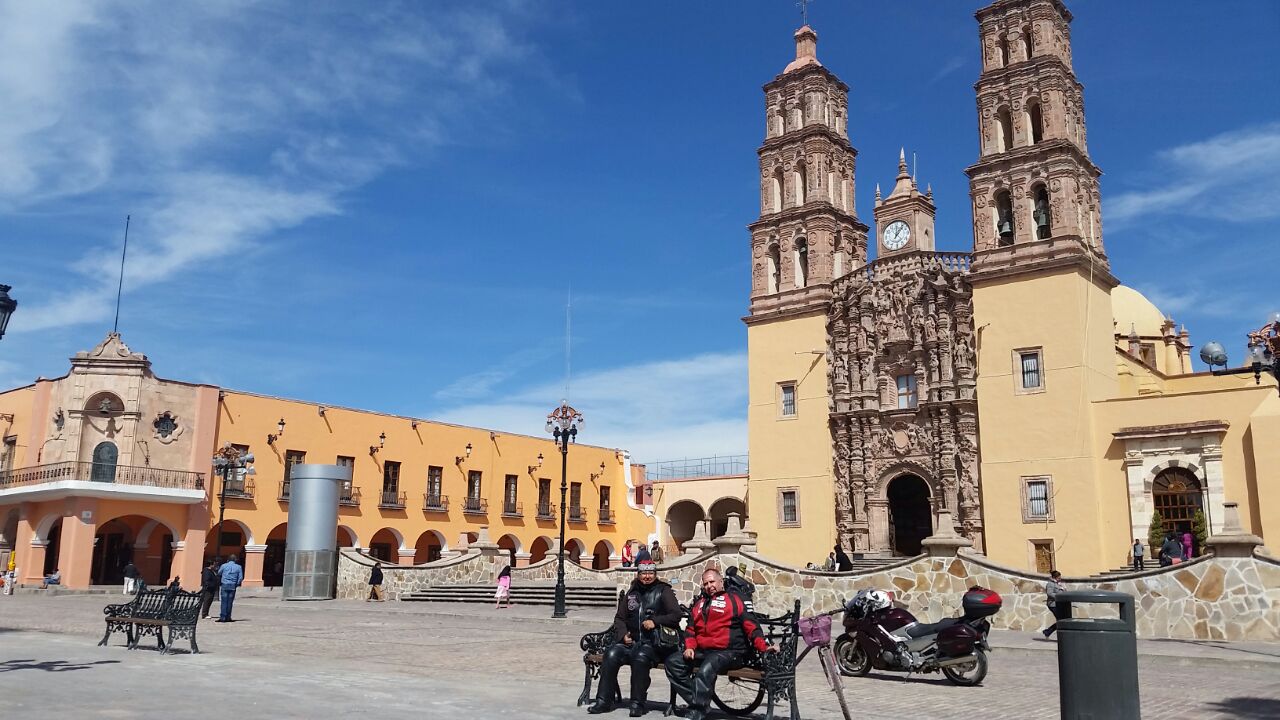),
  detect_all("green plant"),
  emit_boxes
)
[1192,509,1209,557]
[1148,509,1167,556]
